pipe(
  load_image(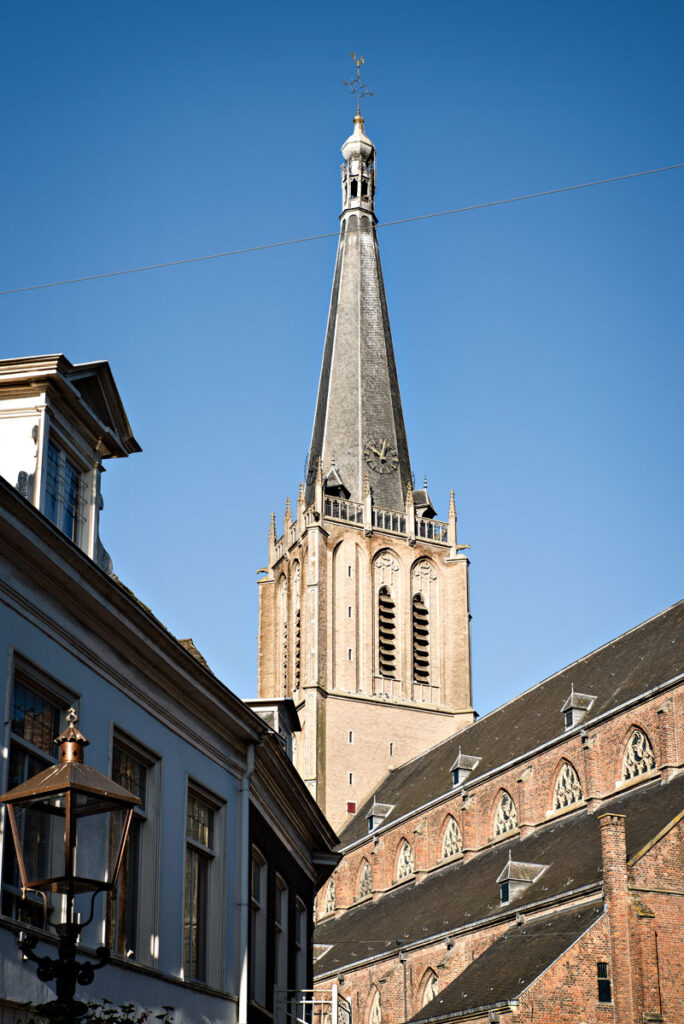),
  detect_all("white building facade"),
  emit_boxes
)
[0,355,337,1023]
